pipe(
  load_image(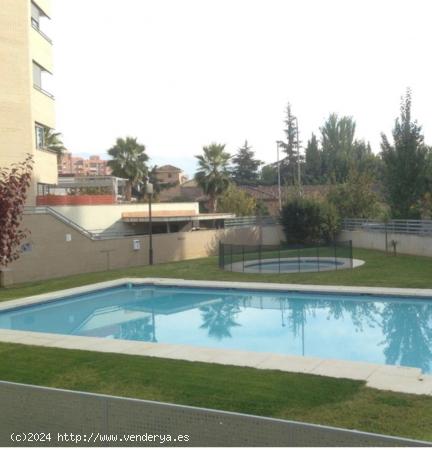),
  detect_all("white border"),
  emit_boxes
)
[1,278,432,396]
